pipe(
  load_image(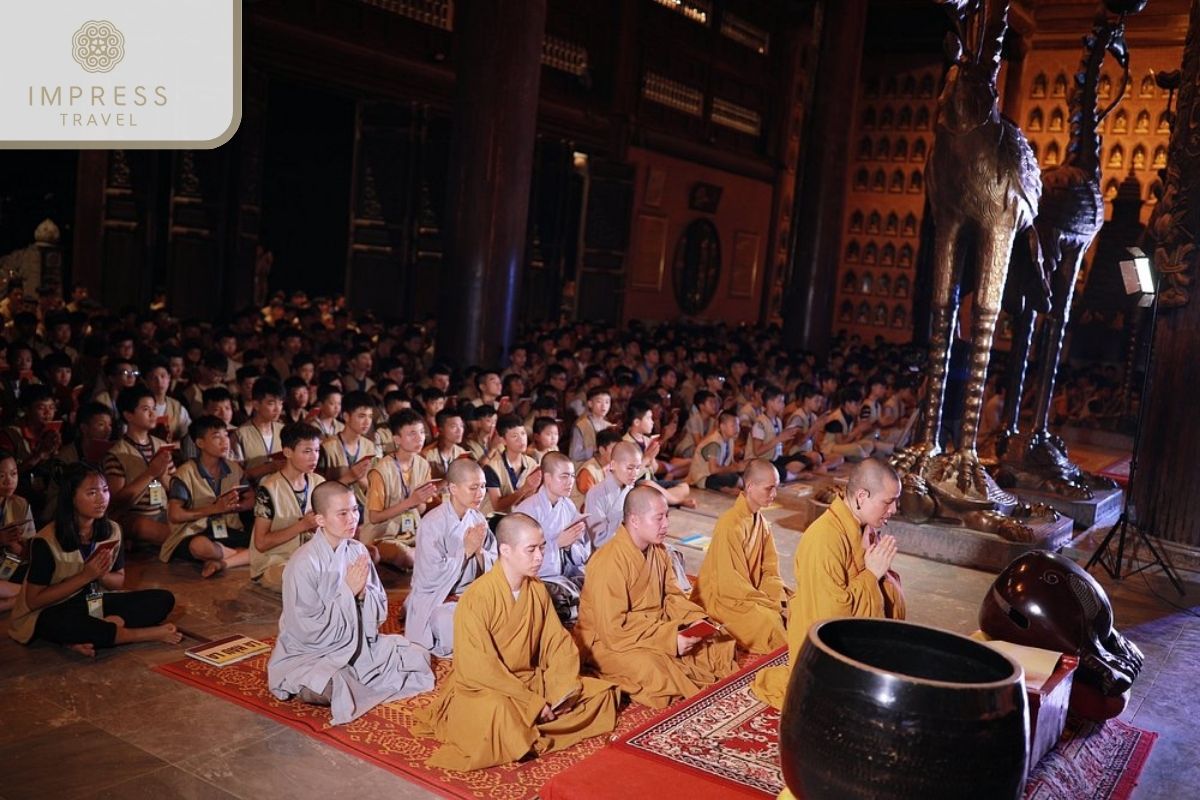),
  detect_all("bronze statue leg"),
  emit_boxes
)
[918,219,962,450]
[1031,242,1085,436]
[1000,302,1036,445]
[960,224,1014,456]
